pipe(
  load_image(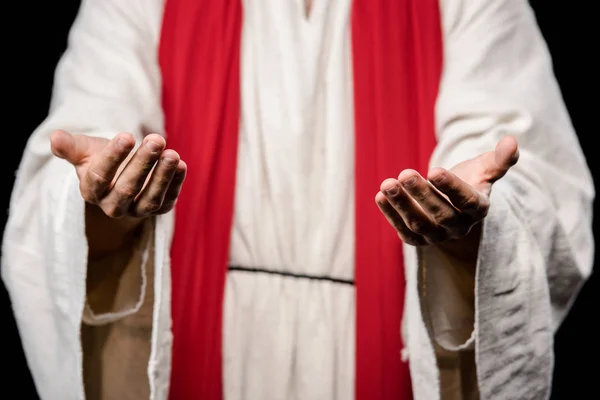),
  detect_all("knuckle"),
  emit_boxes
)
[399,234,420,246]
[444,178,461,193]
[154,175,173,188]
[87,169,110,188]
[79,186,97,203]
[479,199,491,215]
[136,157,157,172]
[105,150,122,165]
[458,193,481,211]
[389,219,404,233]
[102,205,124,219]
[159,199,176,213]
[81,192,96,204]
[137,200,162,214]
[433,209,455,227]
[113,184,138,199]
[412,189,428,202]
[407,220,425,235]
